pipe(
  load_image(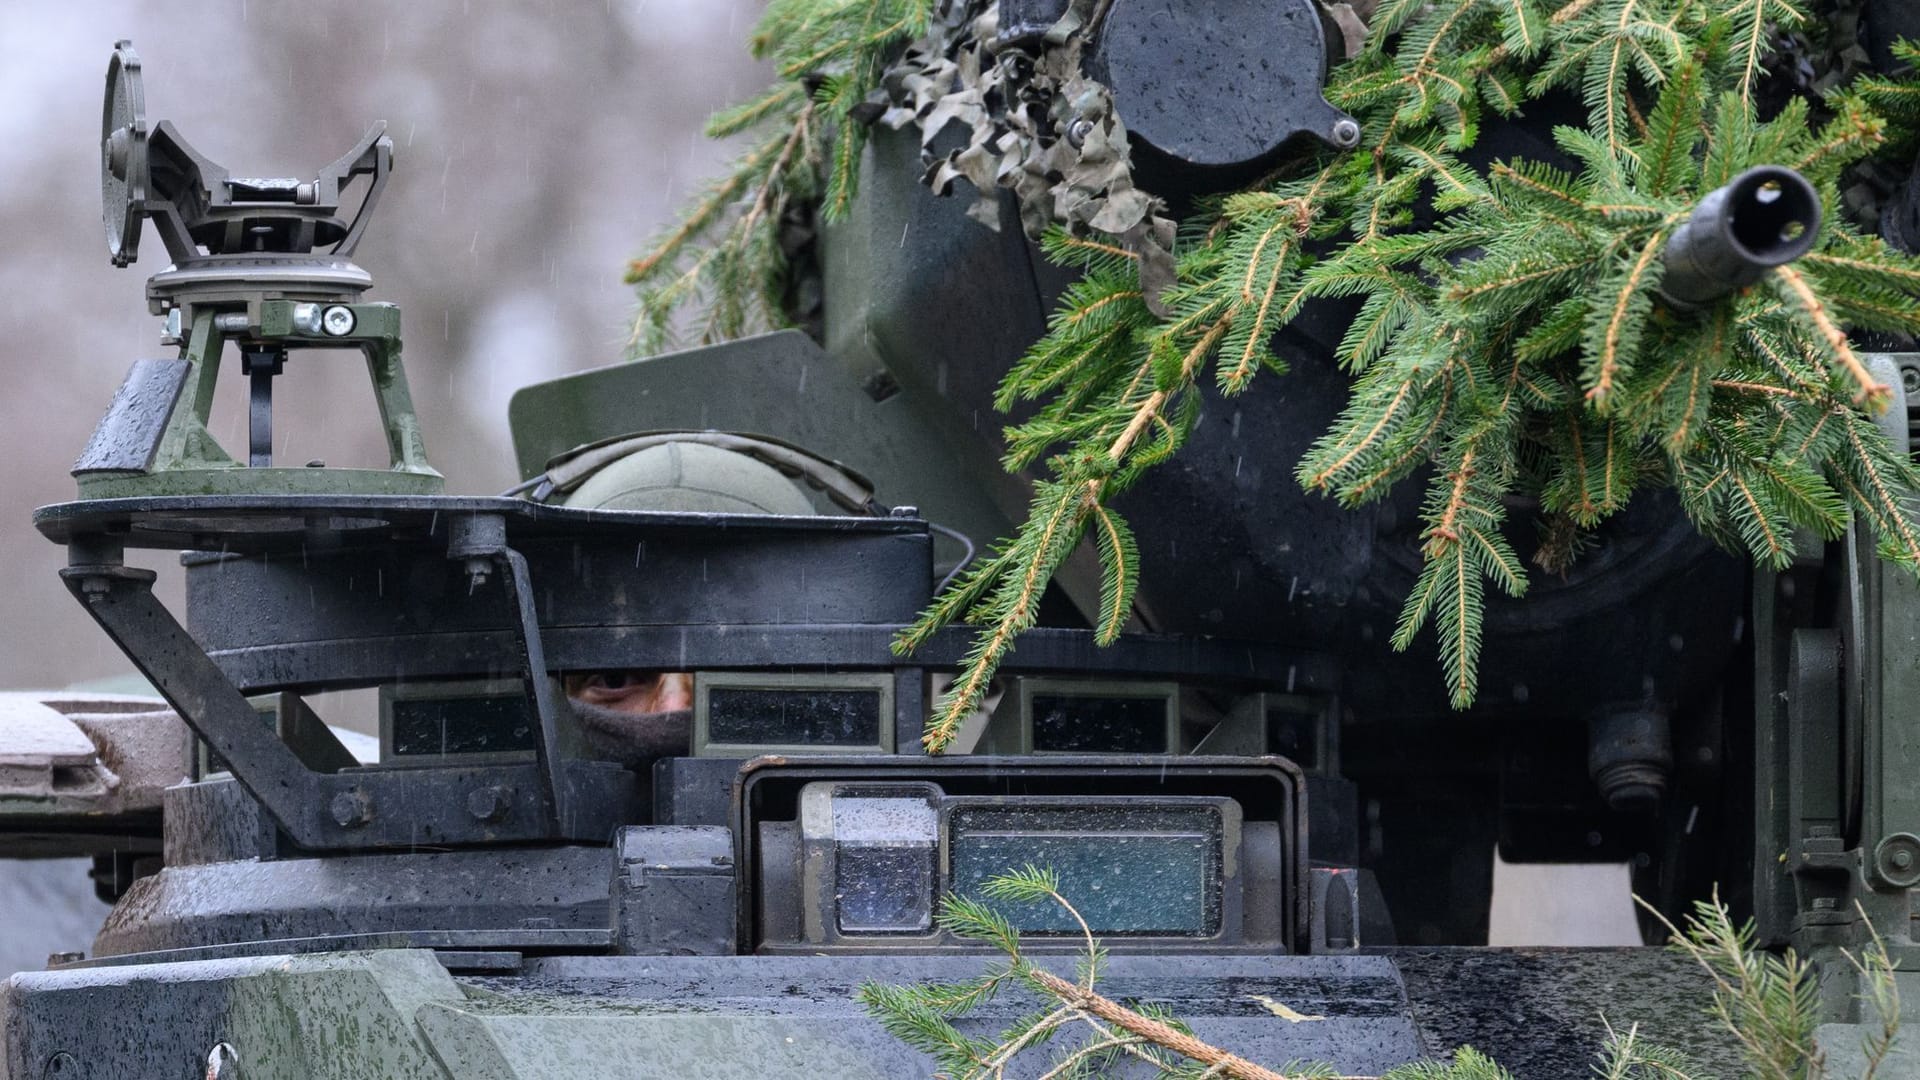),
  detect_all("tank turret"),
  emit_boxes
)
[0,15,1915,1078]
